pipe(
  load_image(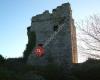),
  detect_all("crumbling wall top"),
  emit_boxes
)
[31,10,51,22]
[31,3,71,23]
